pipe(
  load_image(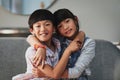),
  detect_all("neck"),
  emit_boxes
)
[43,39,55,52]
[45,40,52,48]
[68,31,79,40]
